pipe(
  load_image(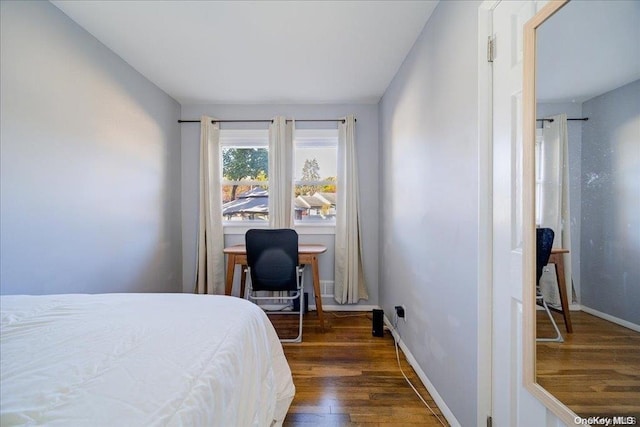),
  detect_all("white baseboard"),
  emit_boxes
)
[383,315,461,427]
[308,304,380,312]
[534,301,581,311]
[580,306,640,332]
[260,304,379,313]
[536,303,582,311]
